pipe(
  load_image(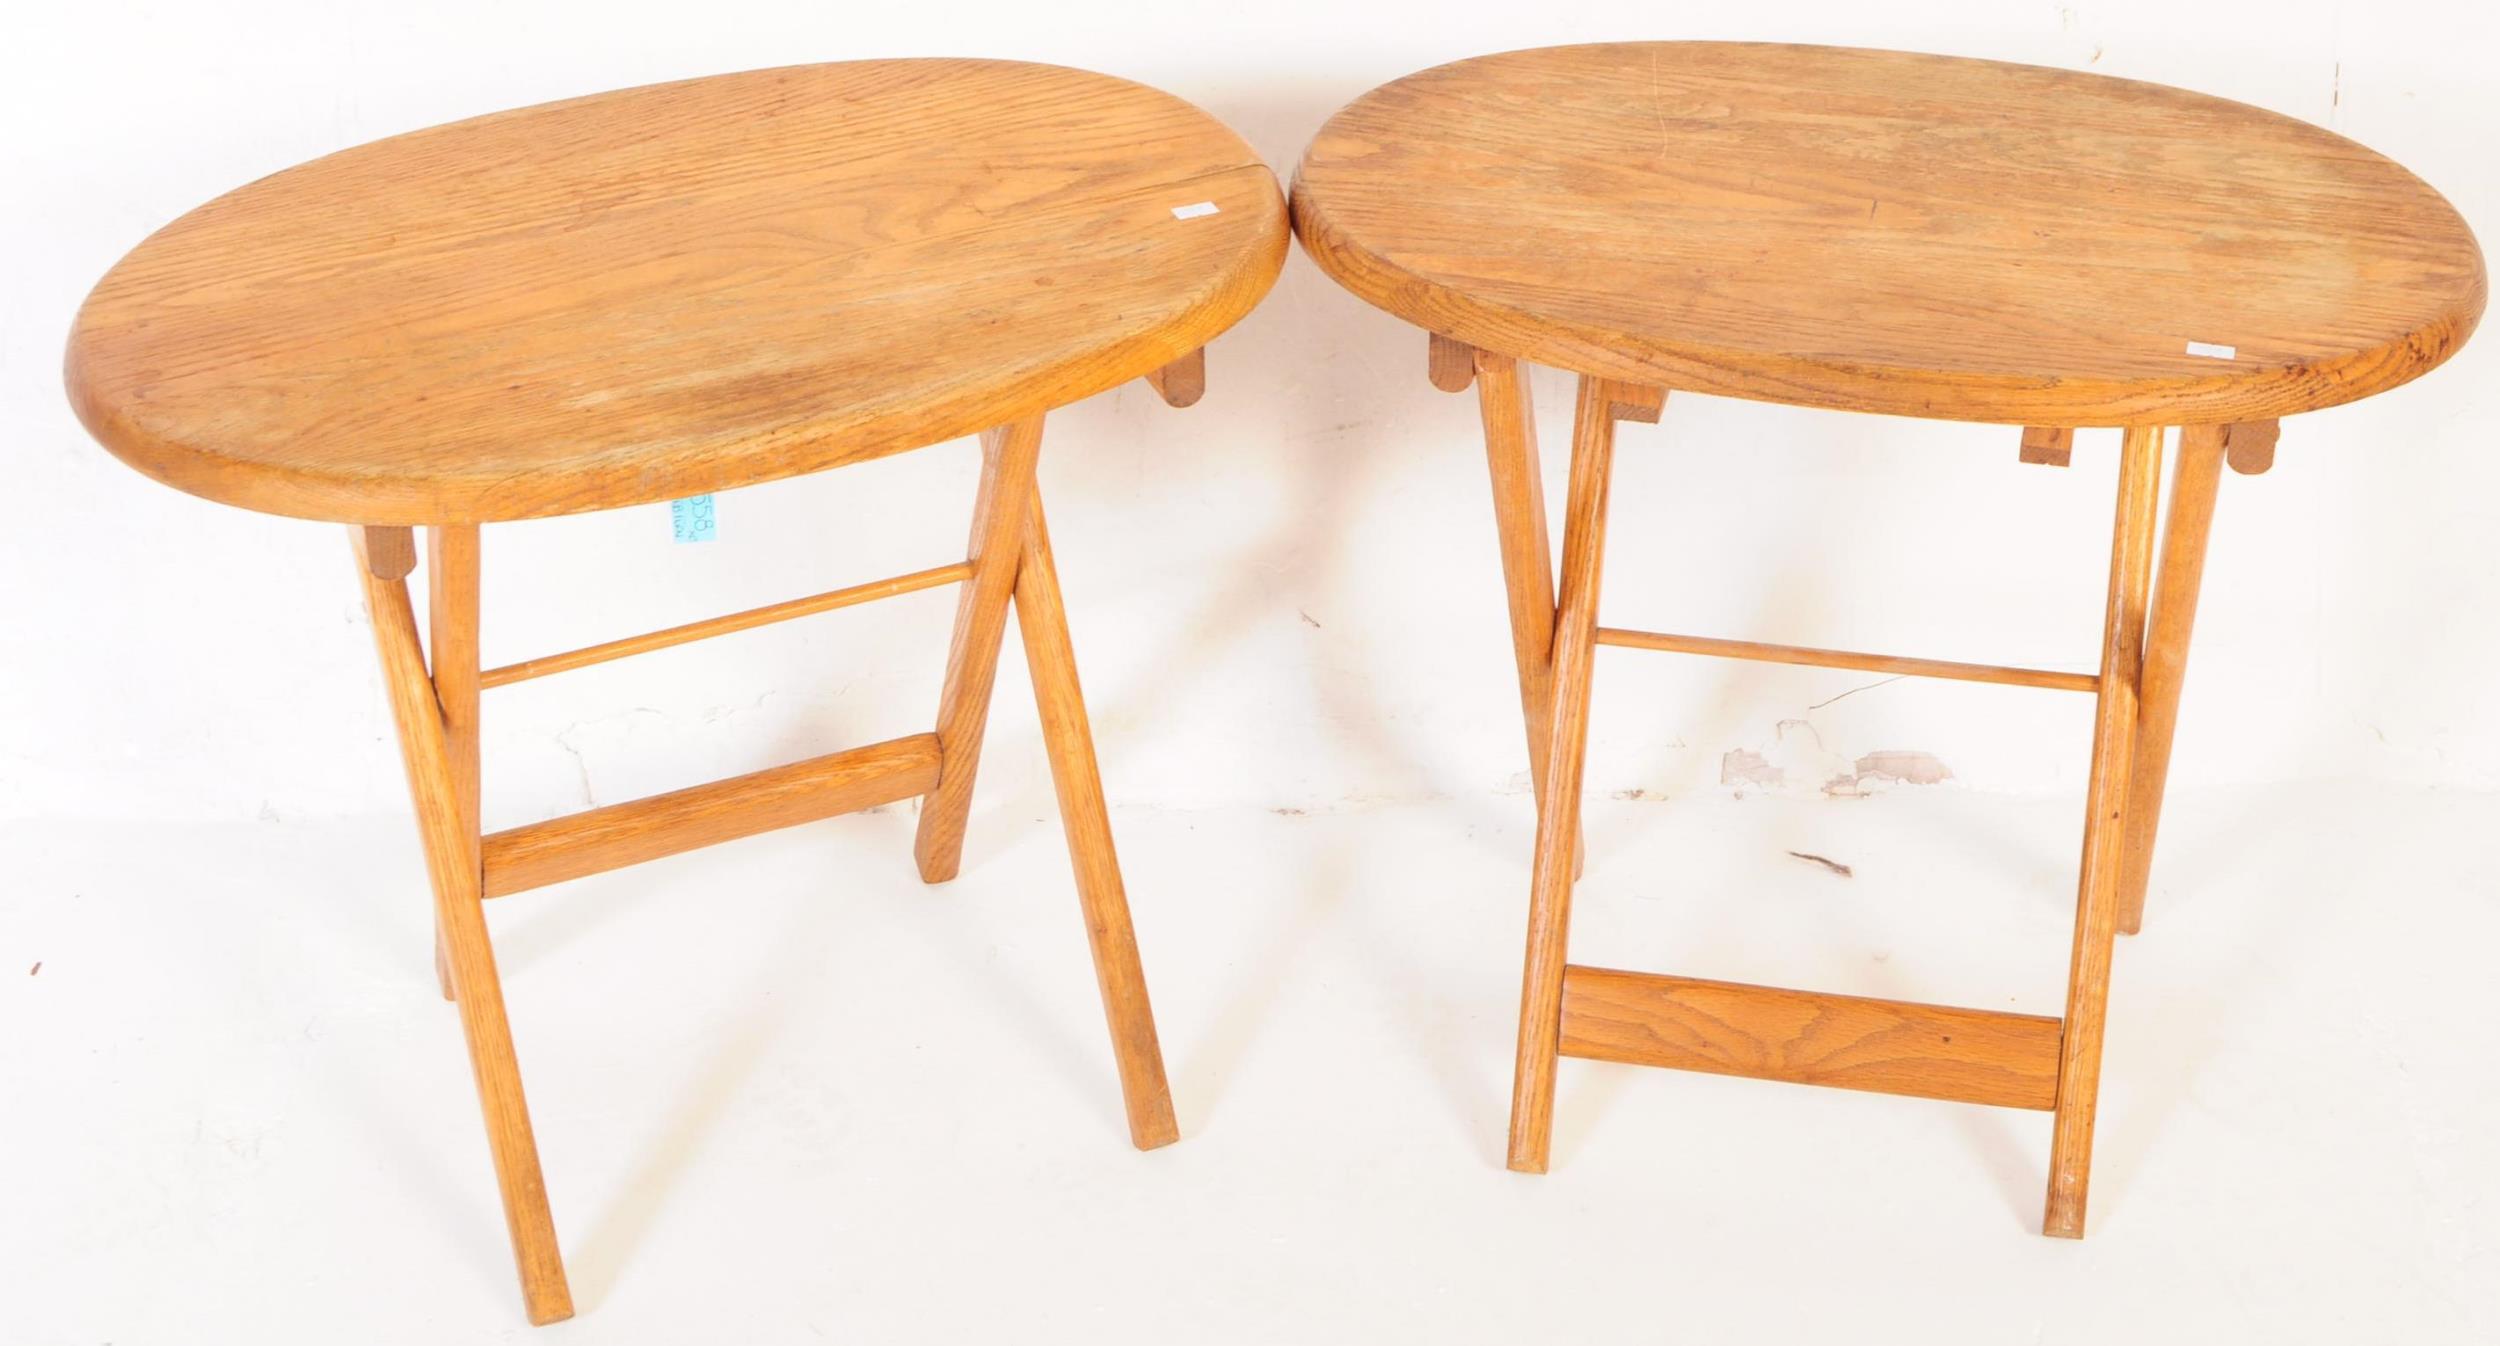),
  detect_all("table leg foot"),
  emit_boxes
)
[1013,484,1179,1150]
